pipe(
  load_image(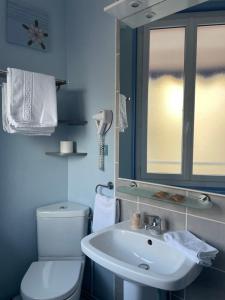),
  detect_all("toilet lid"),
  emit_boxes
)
[21,260,82,300]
